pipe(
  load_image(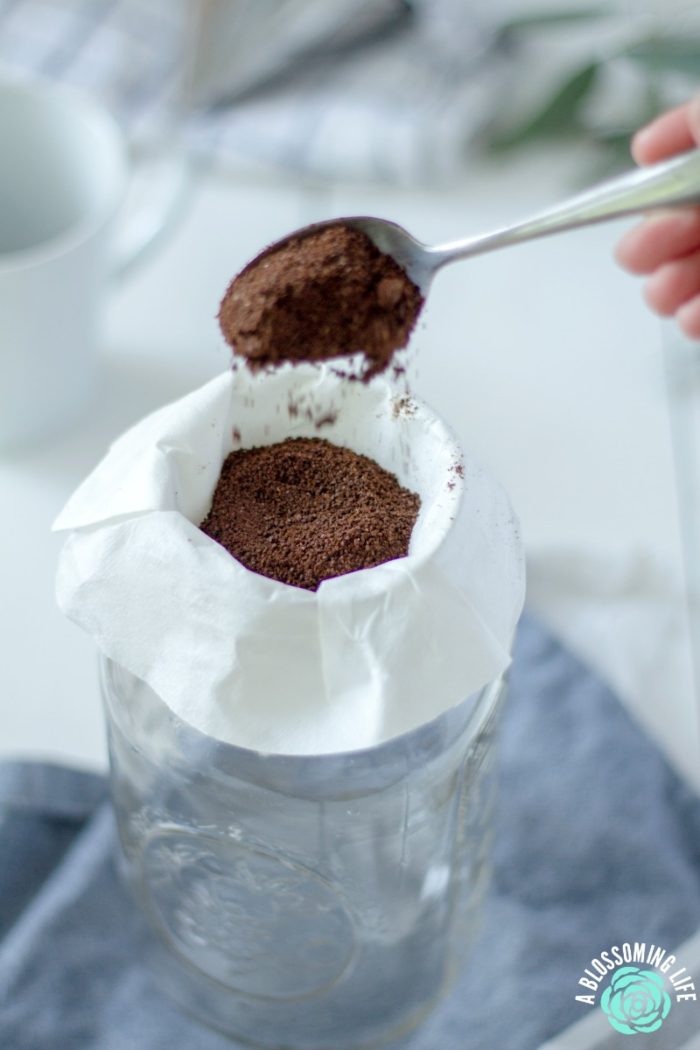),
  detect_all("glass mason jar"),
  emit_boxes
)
[101,657,504,1049]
